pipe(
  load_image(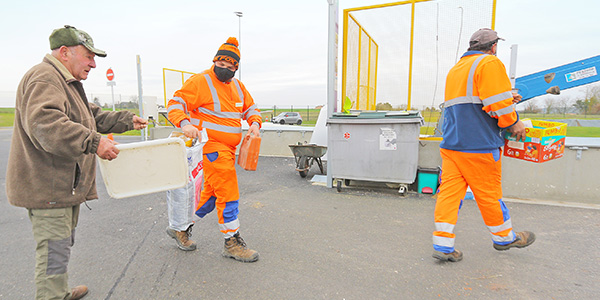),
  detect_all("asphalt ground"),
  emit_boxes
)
[1,127,599,299]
